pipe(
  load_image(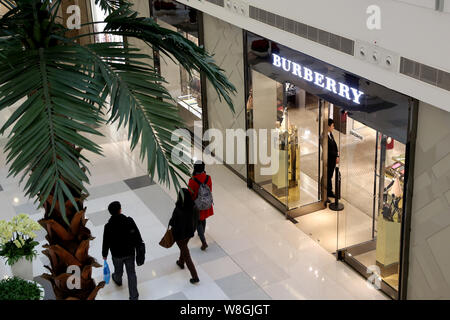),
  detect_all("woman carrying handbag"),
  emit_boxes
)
[169,188,200,284]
